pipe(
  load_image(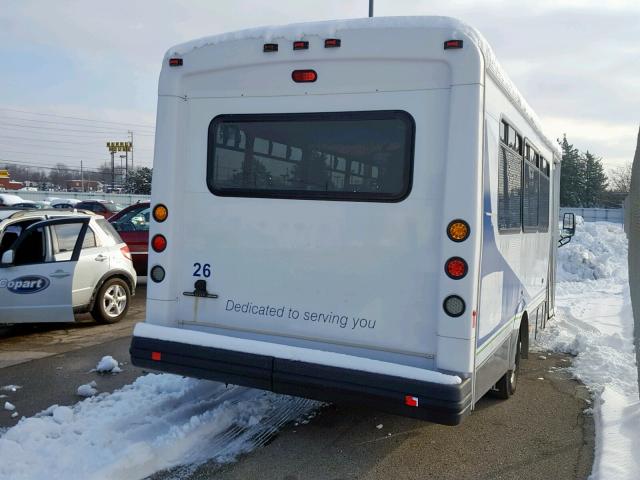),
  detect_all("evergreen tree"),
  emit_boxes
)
[582,151,608,207]
[124,167,152,194]
[559,135,584,207]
